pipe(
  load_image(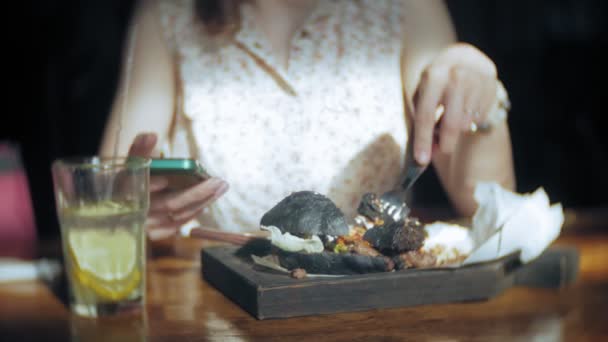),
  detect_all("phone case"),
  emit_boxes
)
[150,158,211,191]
